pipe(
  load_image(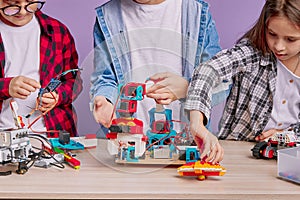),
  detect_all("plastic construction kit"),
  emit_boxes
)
[278,146,300,184]
[106,82,205,165]
[177,160,226,181]
[50,138,84,150]
[105,81,226,180]
[251,125,300,184]
[251,127,300,159]
[0,69,81,175]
